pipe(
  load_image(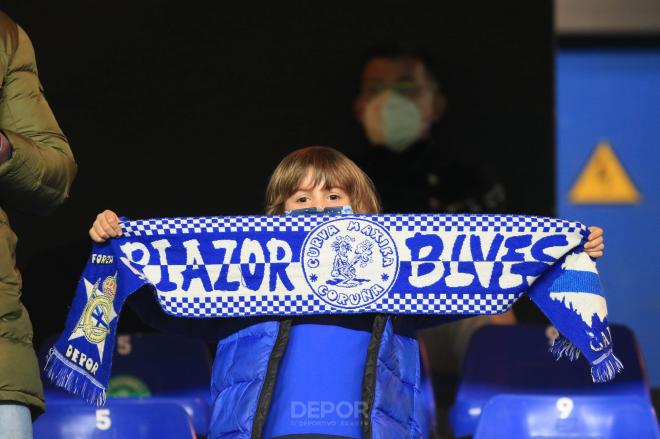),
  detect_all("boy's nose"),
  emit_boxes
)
[310,199,328,210]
